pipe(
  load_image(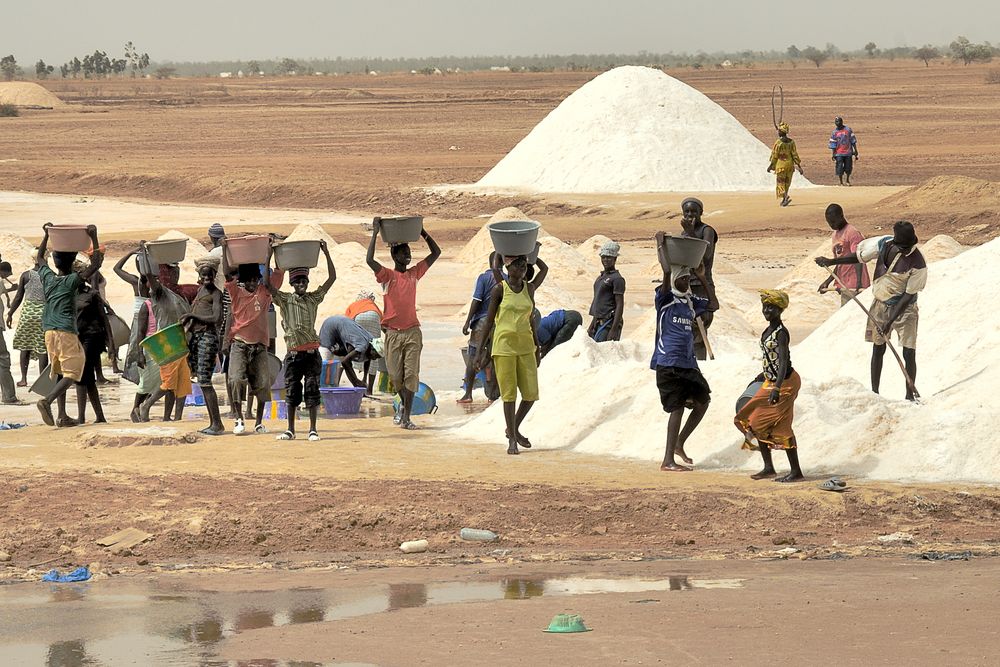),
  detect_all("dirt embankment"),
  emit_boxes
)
[3,470,999,574]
